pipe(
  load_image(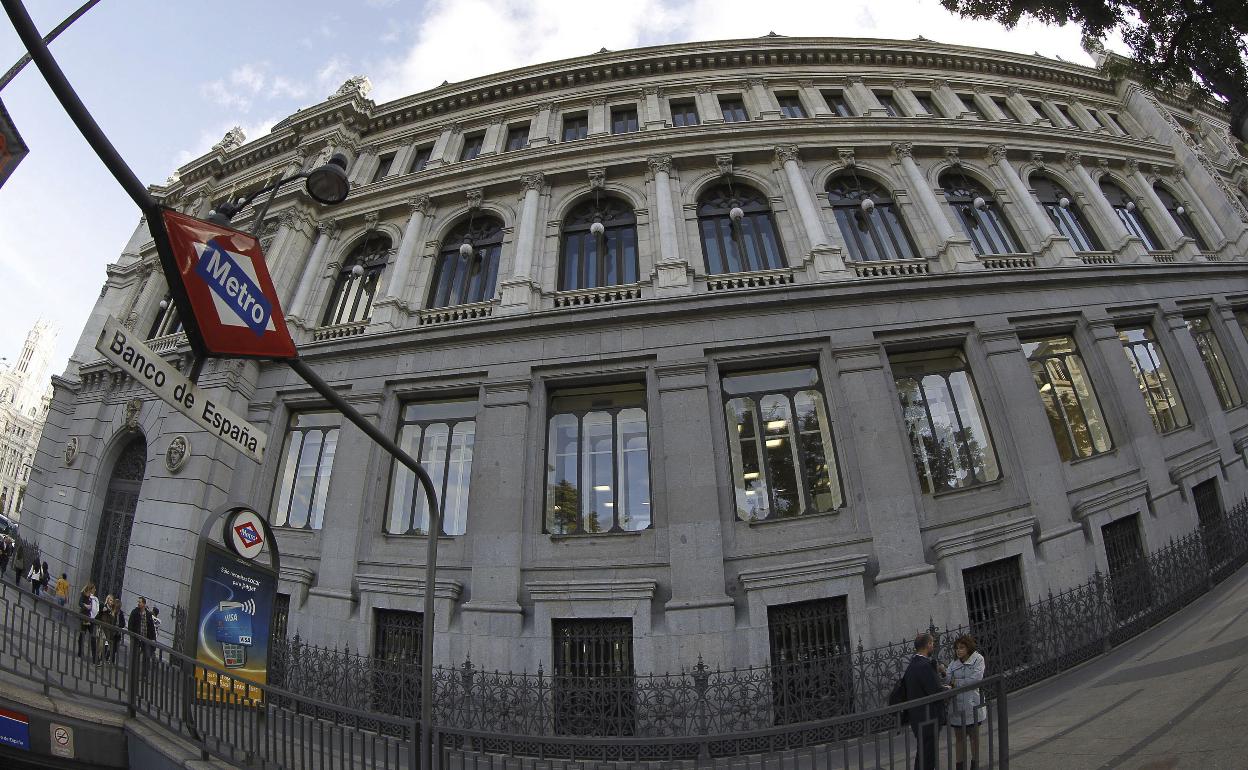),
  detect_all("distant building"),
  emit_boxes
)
[1,320,56,520]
